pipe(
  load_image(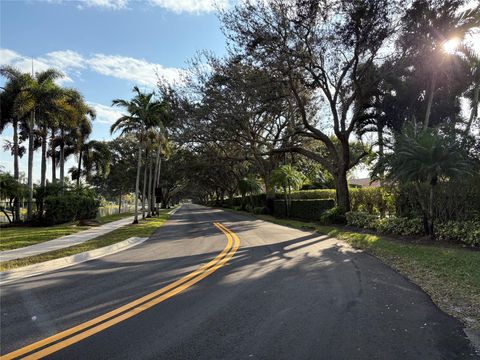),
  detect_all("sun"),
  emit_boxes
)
[443,38,460,54]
